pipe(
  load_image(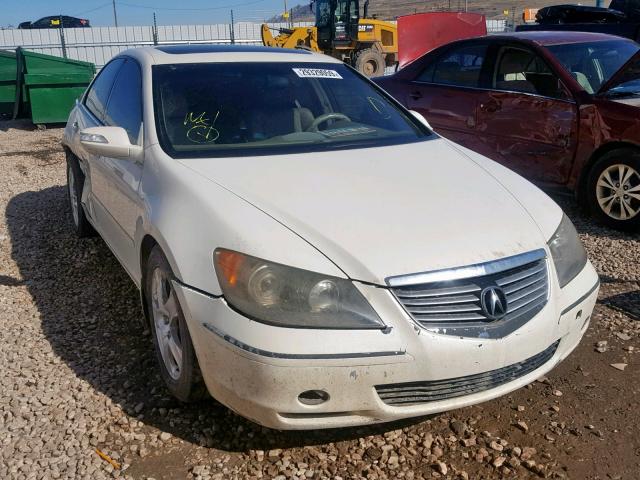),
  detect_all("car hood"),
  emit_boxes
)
[598,49,640,95]
[179,139,552,285]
